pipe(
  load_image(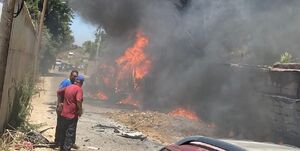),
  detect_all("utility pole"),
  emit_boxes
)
[0,0,17,105]
[95,34,101,67]
[95,27,104,67]
[34,0,48,77]
[37,0,48,49]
